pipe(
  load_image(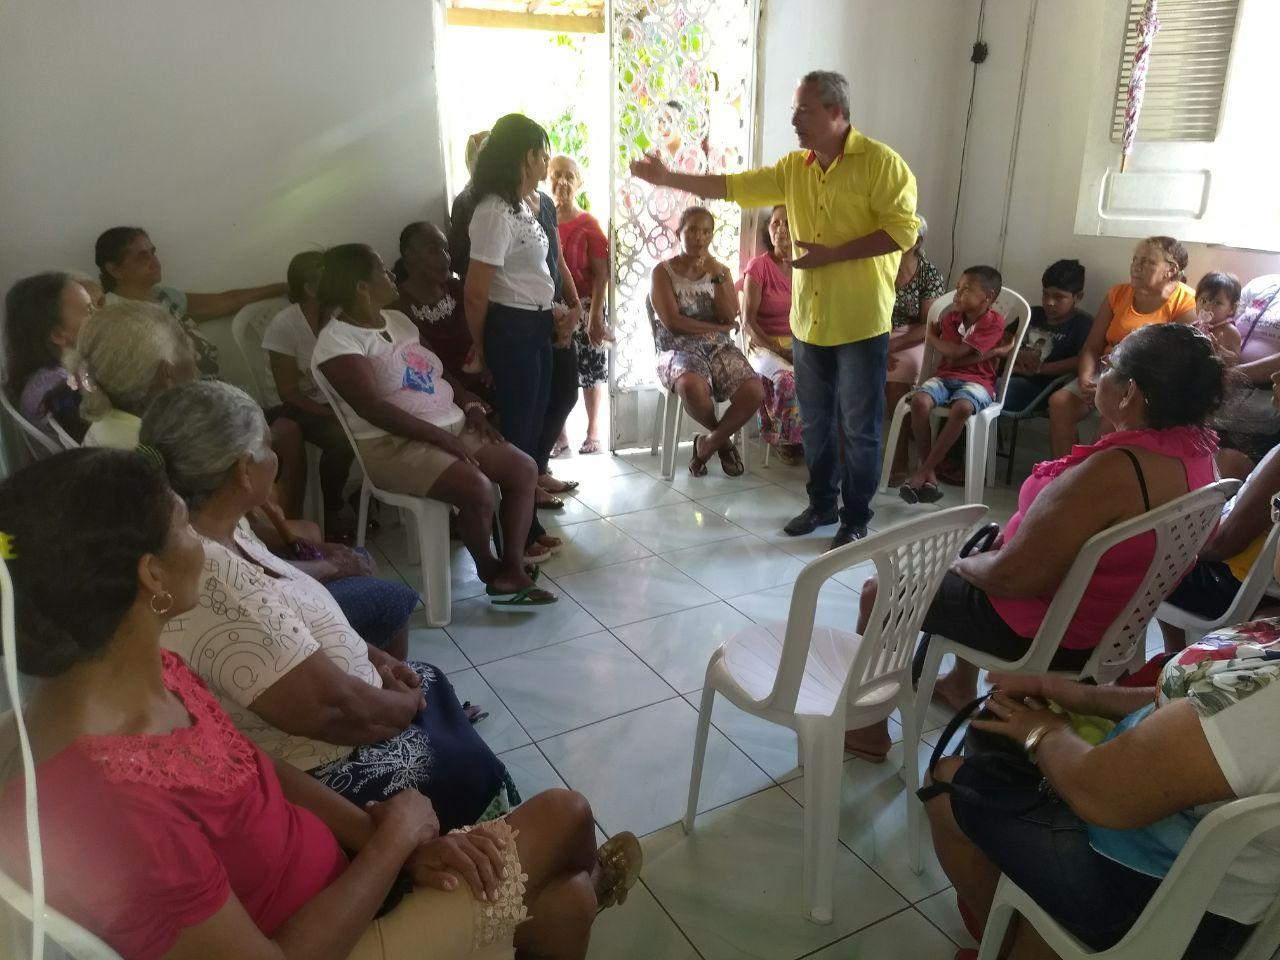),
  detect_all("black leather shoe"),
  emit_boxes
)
[783,505,839,536]
[829,524,868,549]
